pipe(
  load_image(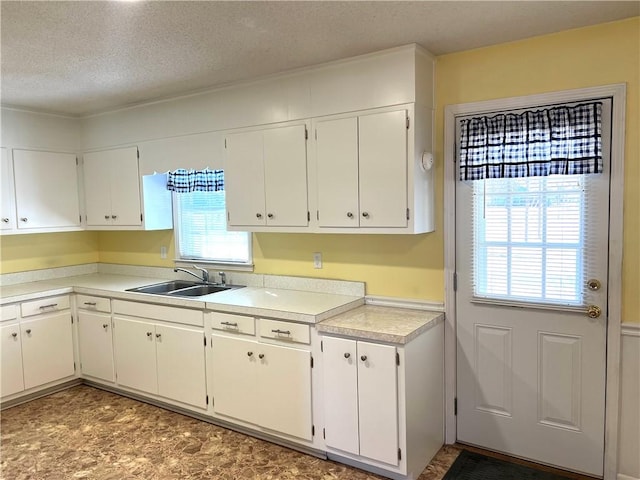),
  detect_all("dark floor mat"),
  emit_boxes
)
[443,450,571,480]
